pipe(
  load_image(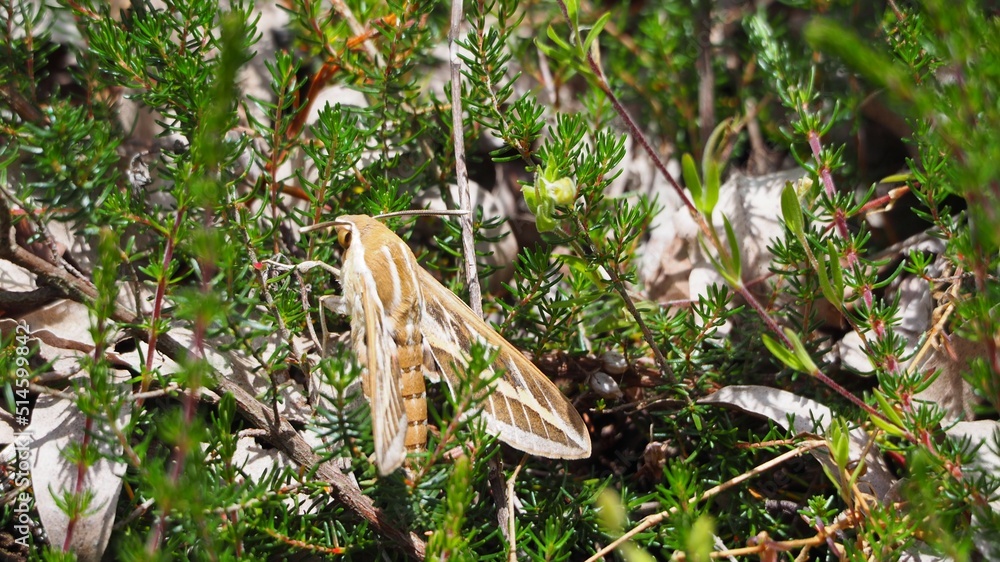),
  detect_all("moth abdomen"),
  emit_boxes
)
[397,340,429,452]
